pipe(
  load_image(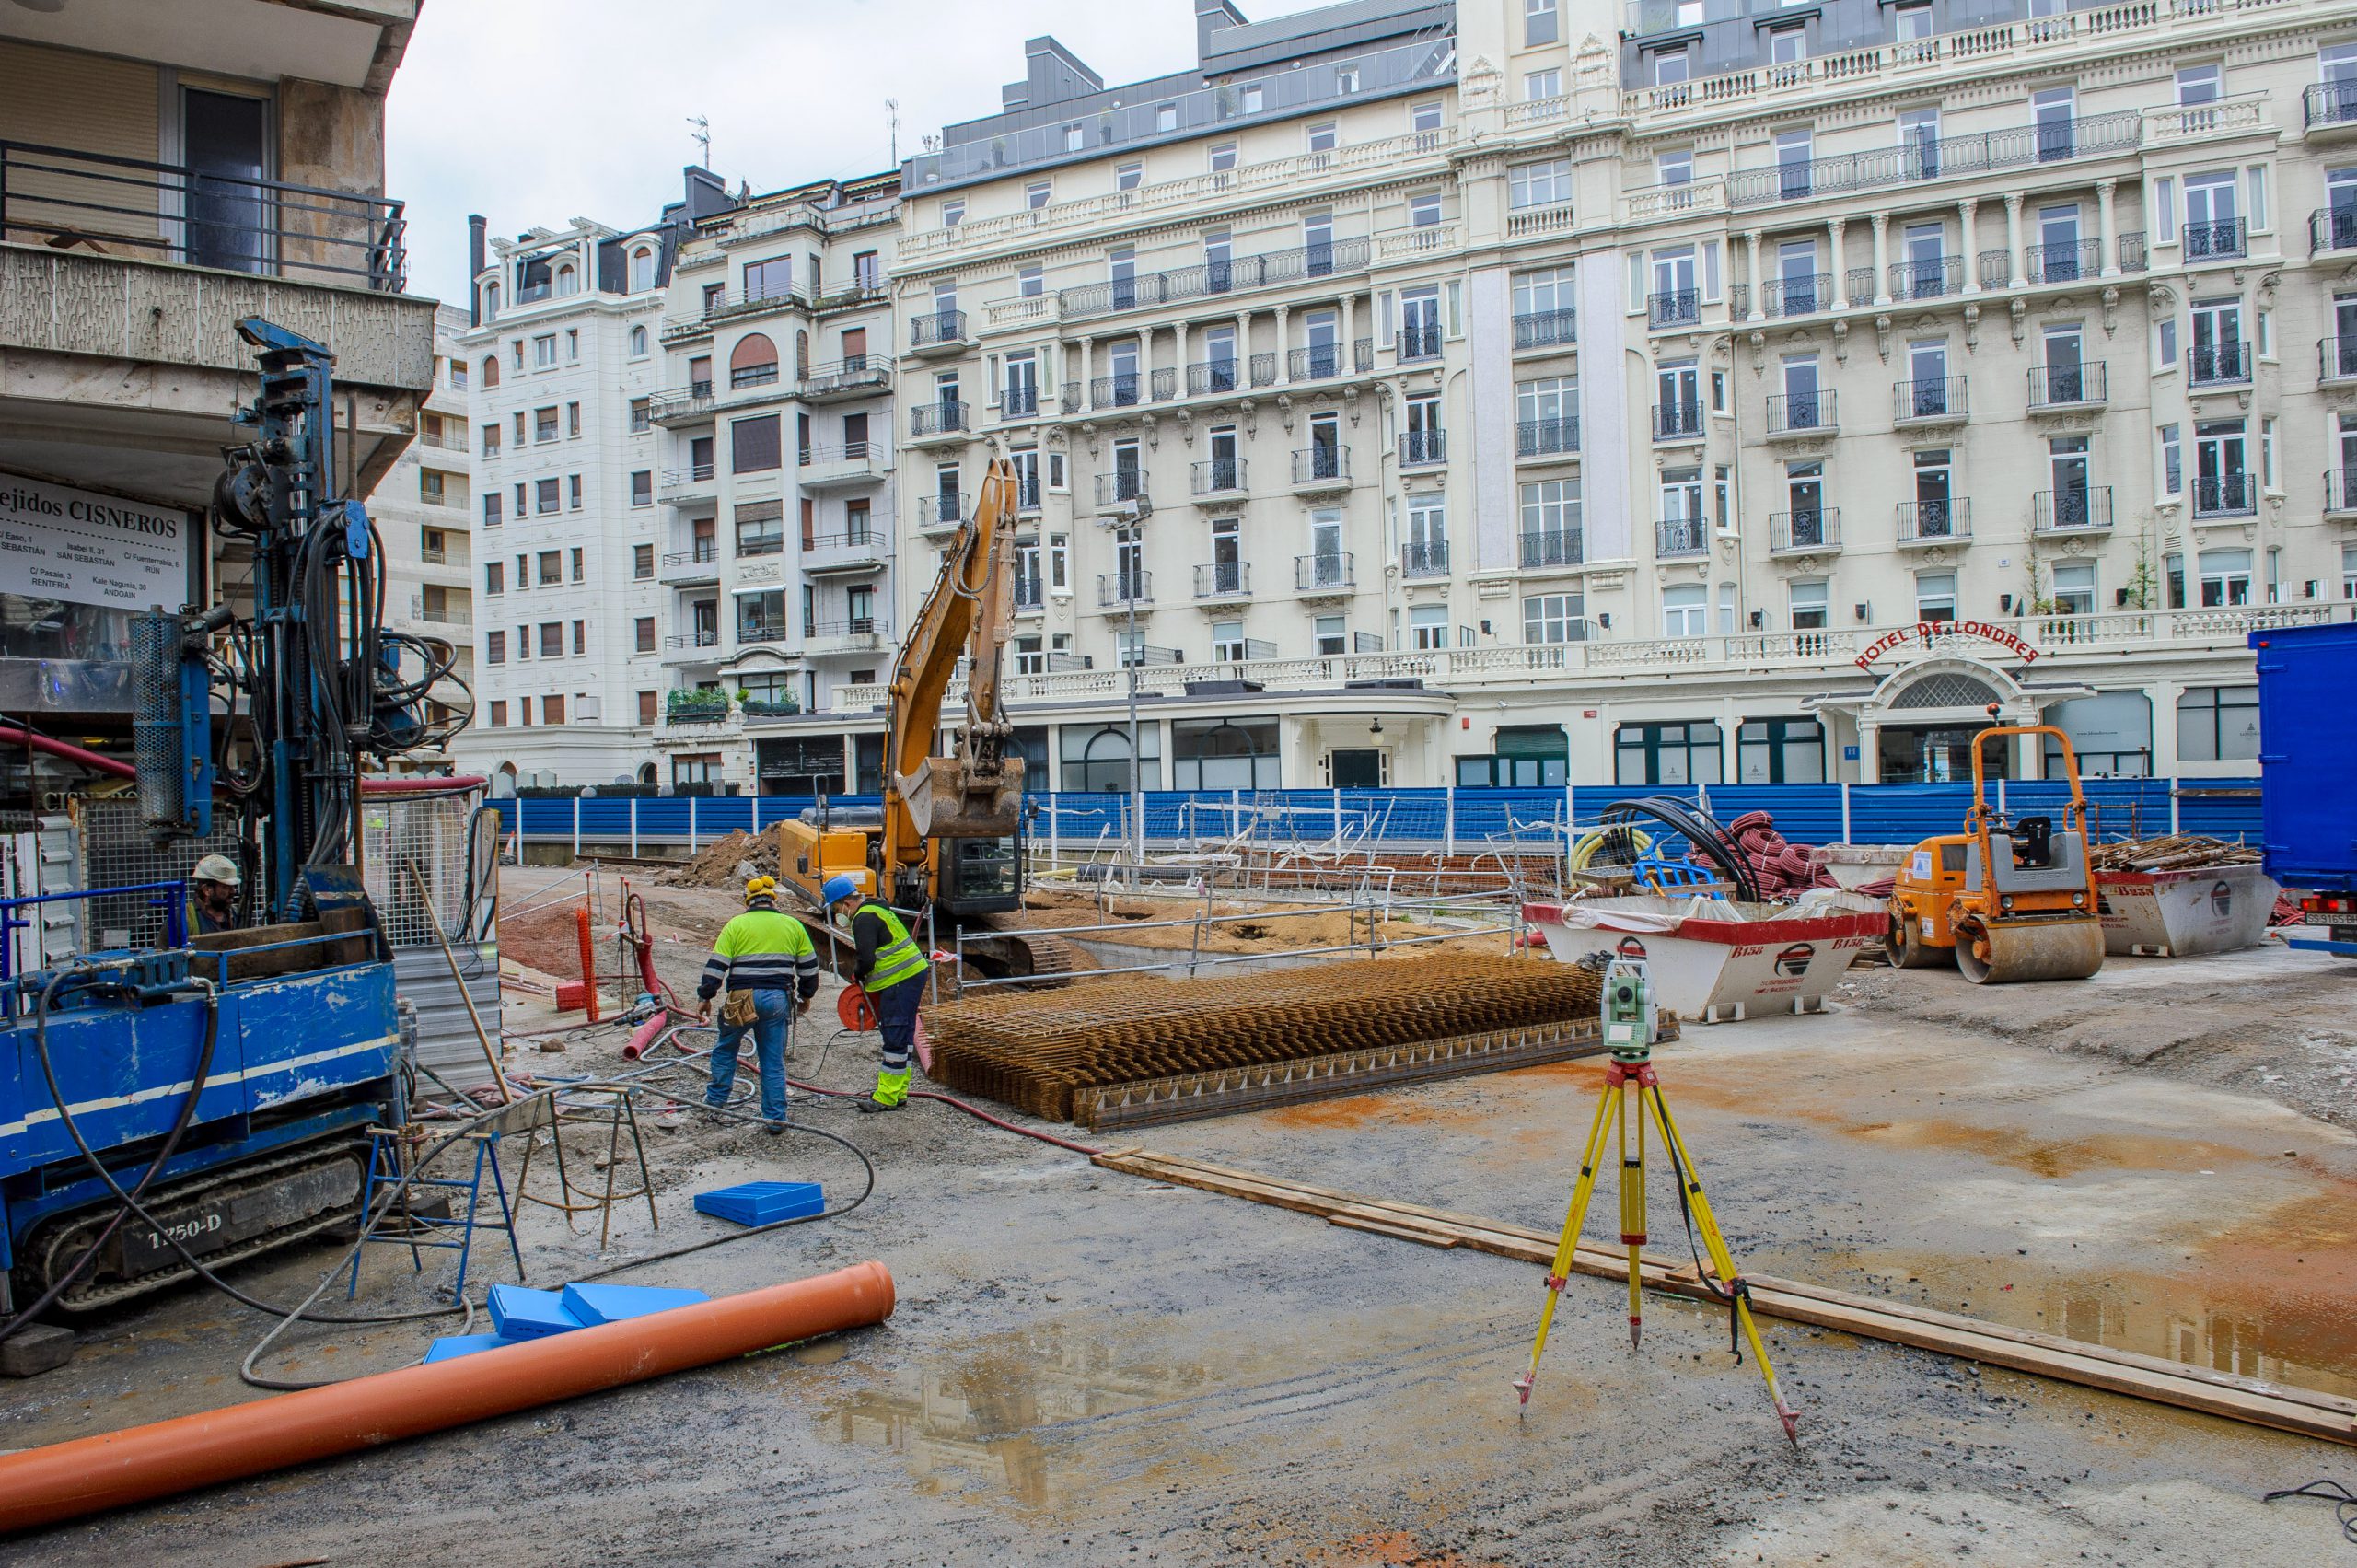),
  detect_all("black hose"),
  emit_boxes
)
[0,969,223,1341]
